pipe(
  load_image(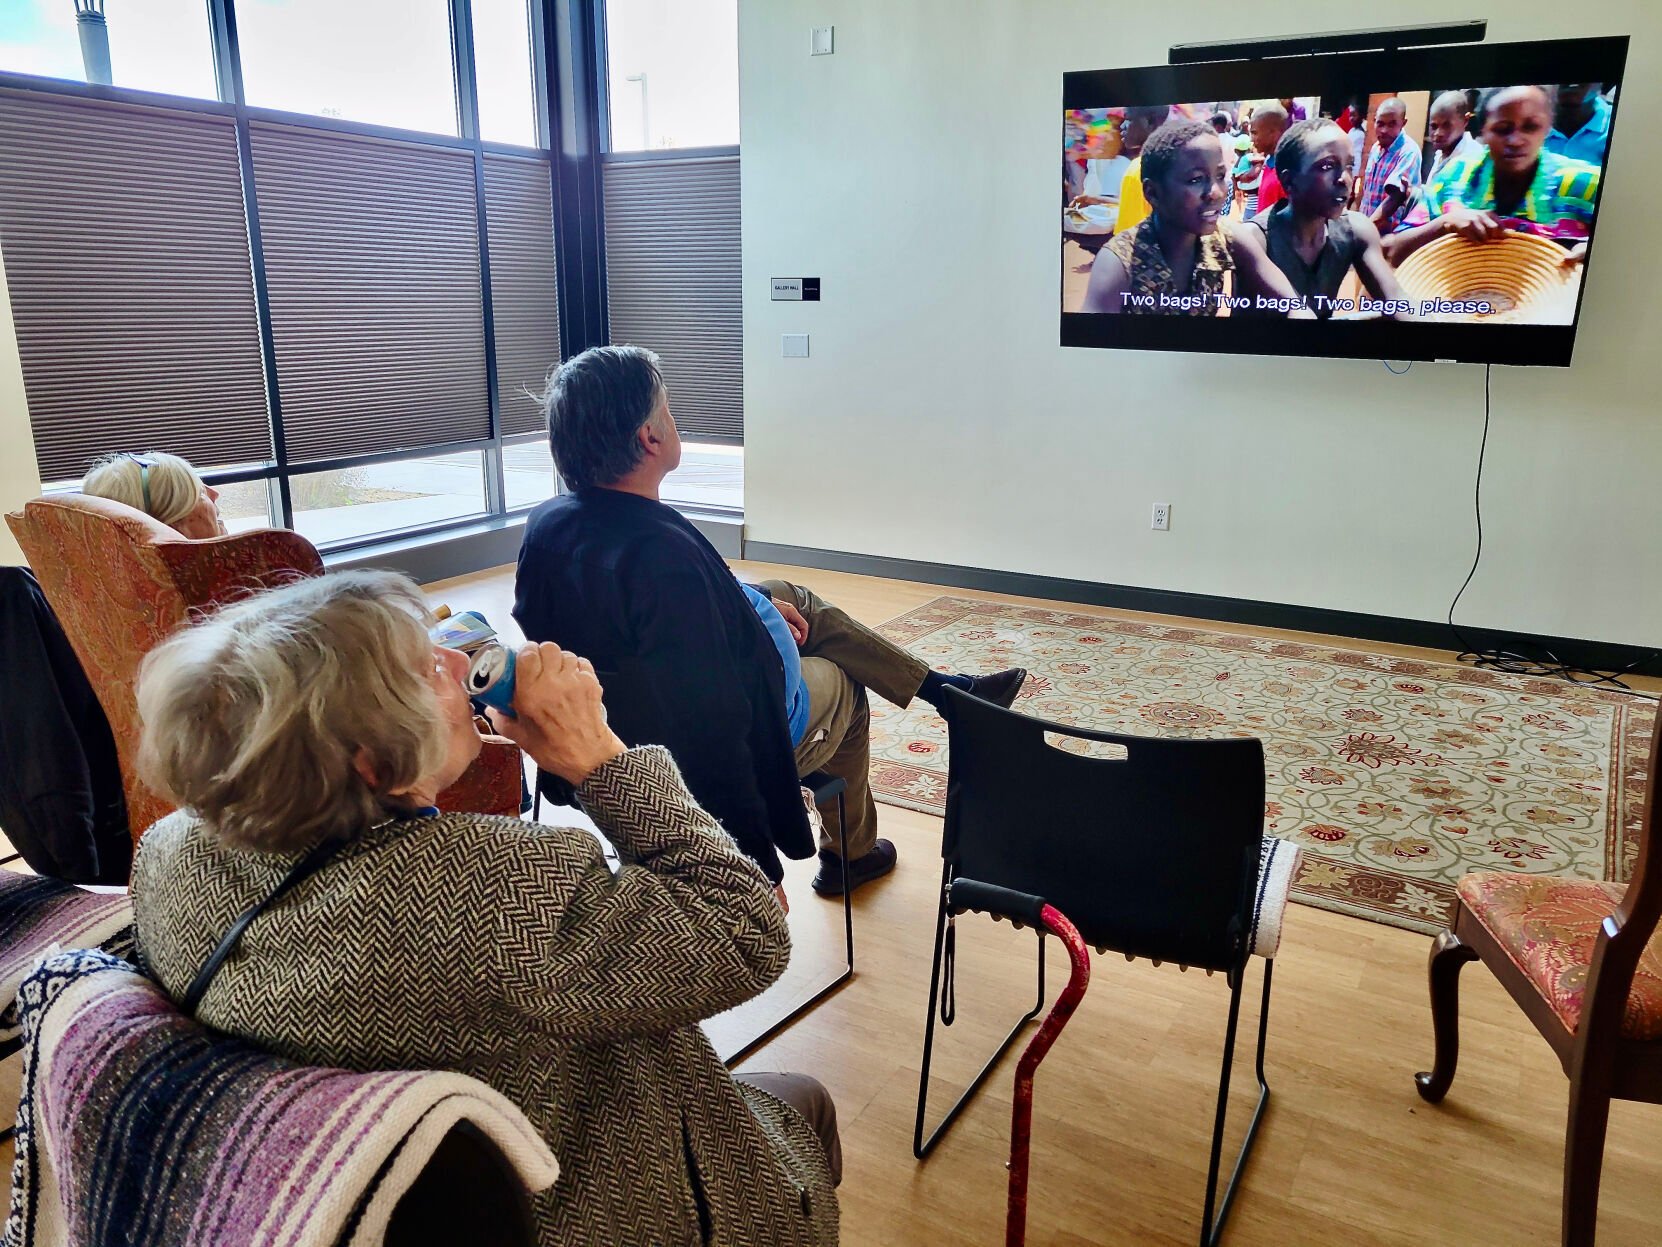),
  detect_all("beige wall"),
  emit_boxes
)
[0,234,38,564]
[740,1,1660,646]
